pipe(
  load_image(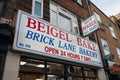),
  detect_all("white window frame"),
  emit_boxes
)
[109,24,116,38]
[116,47,120,59]
[50,1,58,25]
[50,1,80,35]
[101,38,110,55]
[32,0,43,18]
[94,12,104,30]
[94,12,102,23]
[77,0,82,5]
